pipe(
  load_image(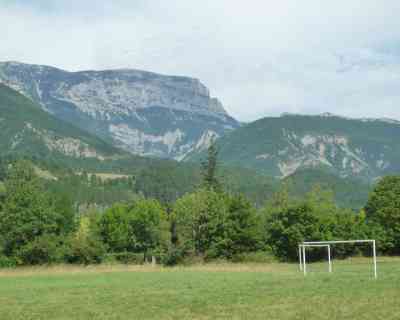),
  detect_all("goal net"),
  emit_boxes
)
[298,240,377,279]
